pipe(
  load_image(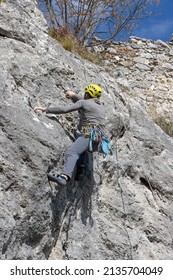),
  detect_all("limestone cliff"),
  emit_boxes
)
[0,0,173,260]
